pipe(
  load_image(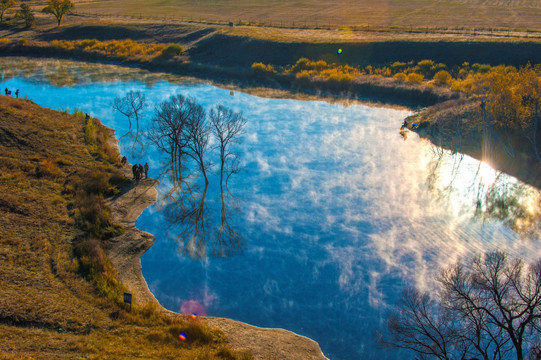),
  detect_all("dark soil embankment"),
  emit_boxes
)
[410,100,541,189]
[188,33,541,68]
[3,23,540,108]
[0,42,457,108]
[25,23,541,69]
[36,24,217,44]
